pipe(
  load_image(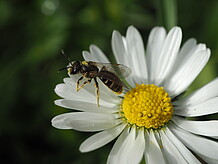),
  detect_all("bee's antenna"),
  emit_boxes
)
[61,49,73,66]
[58,67,69,72]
